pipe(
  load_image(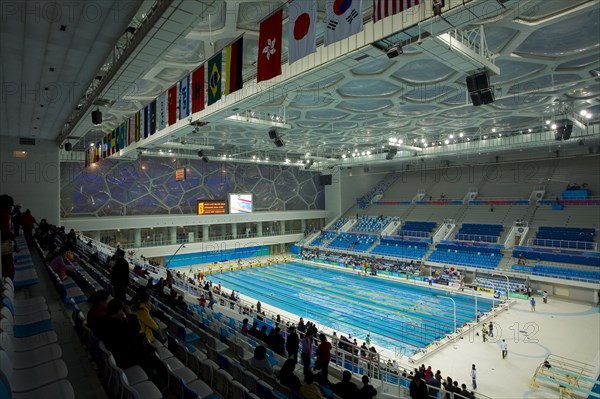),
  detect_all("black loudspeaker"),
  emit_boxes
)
[268,129,279,140]
[558,120,573,140]
[319,175,332,185]
[64,142,72,151]
[91,109,102,125]
[274,138,284,147]
[198,150,204,157]
[467,72,494,106]
[386,148,397,160]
